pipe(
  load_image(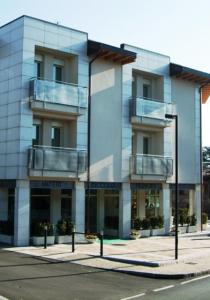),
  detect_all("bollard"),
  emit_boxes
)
[44,225,47,249]
[100,230,104,257]
[72,226,75,253]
